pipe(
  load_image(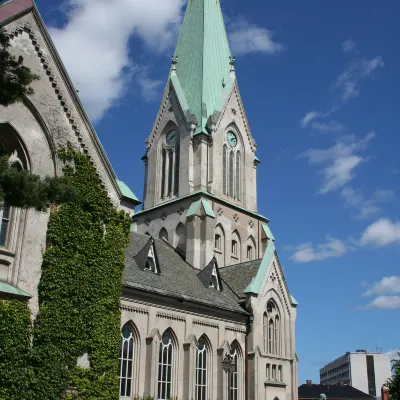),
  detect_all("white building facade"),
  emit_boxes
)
[320,351,392,398]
